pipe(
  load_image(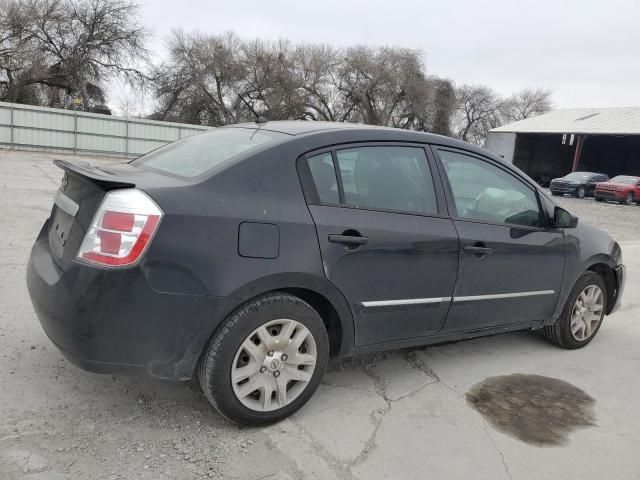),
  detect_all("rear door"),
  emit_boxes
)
[434,147,564,332]
[299,144,459,346]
